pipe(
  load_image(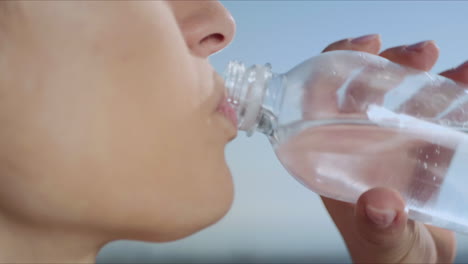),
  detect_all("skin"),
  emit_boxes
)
[0,1,236,262]
[0,1,464,263]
